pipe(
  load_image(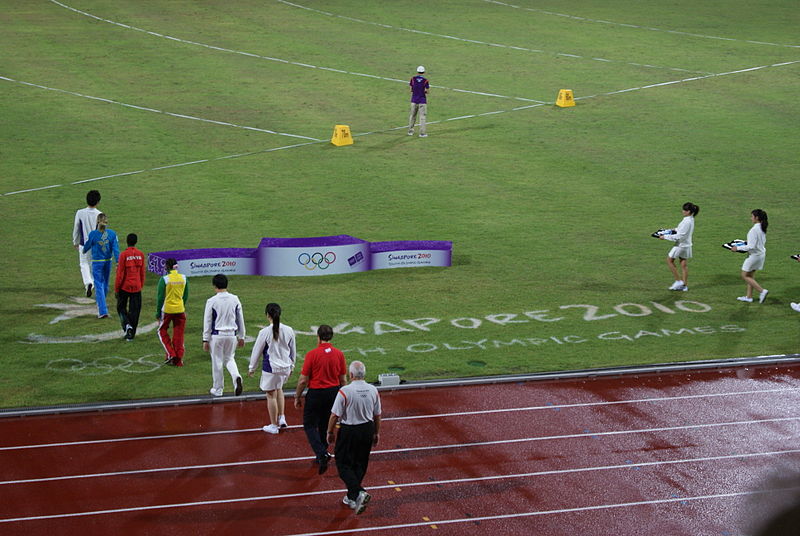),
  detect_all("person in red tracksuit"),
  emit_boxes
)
[115,233,146,340]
